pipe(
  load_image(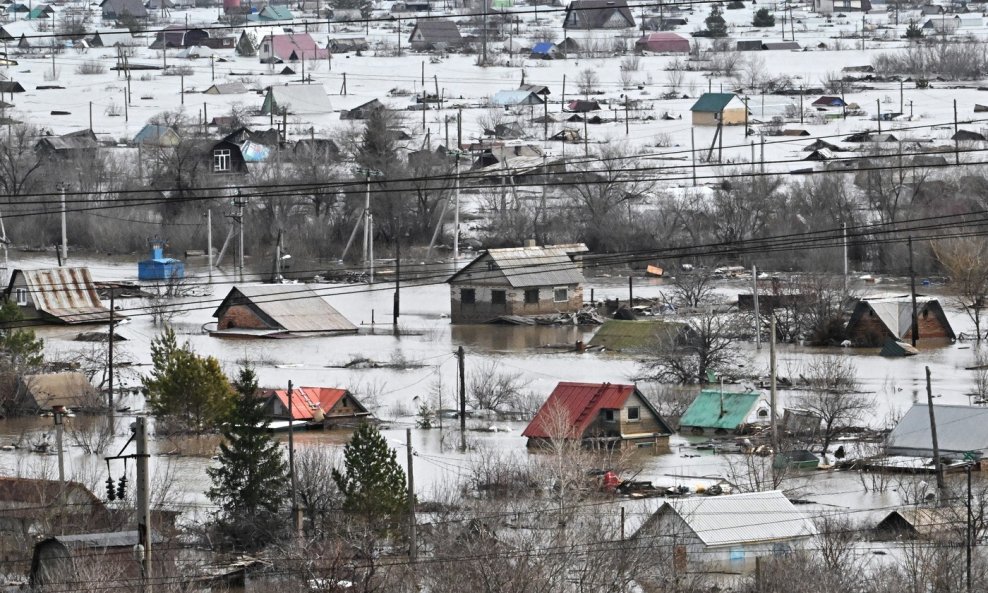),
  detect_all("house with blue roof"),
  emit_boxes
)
[133,124,181,147]
[529,41,561,59]
[138,242,184,282]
